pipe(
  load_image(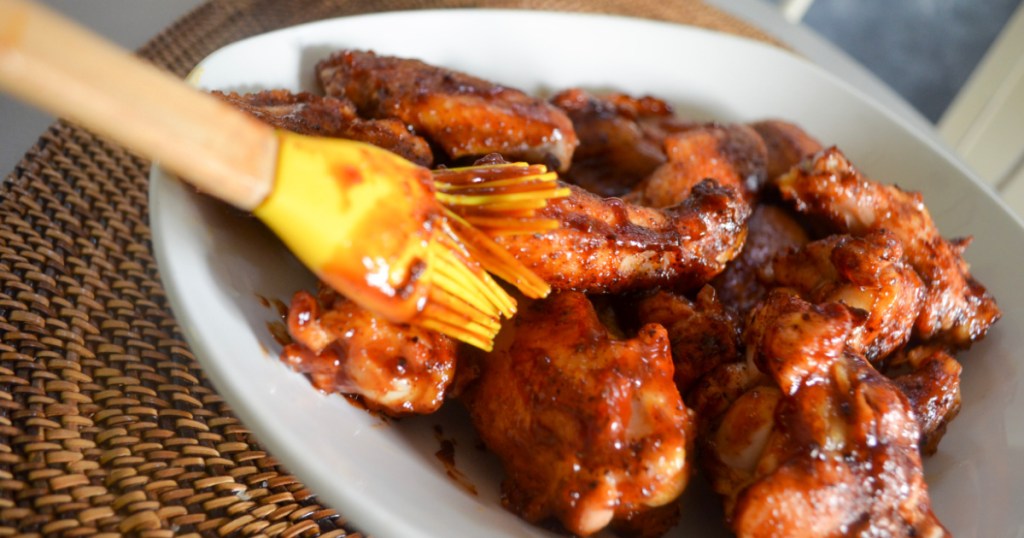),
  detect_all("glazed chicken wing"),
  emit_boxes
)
[282,288,456,416]
[317,50,578,170]
[461,291,695,537]
[710,204,810,316]
[493,179,749,294]
[550,88,695,196]
[631,123,768,207]
[634,286,743,394]
[750,119,823,181]
[213,89,434,166]
[762,230,925,361]
[695,291,949,537]
[776,147,1000,348]
[885,345,963,454]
